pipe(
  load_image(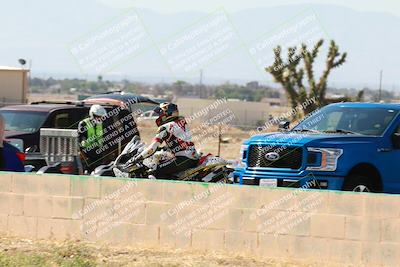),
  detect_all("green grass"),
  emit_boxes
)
[0,252,47,267]
[0,238,326,267]
[0,243,96,267]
